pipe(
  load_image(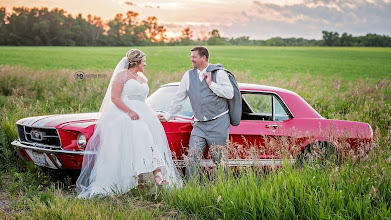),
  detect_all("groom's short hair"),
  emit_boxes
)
[191,46,209,61]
